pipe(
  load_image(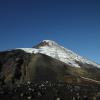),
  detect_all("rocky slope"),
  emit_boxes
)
[0,40,100,100]
[0,48,100,86]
